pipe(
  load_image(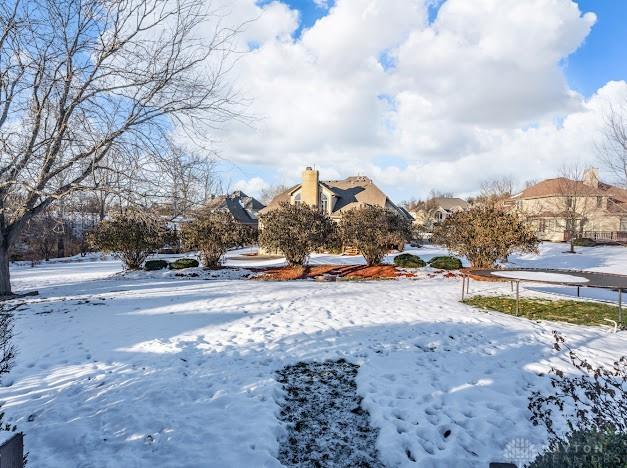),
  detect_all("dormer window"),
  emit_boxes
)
[294,192,302,205]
